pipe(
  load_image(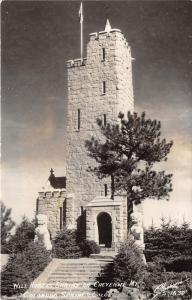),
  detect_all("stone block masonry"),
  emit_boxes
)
[66,28,134,211]
[37,191,66,237]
